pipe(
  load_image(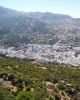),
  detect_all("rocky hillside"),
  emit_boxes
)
[0,6,80,46]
